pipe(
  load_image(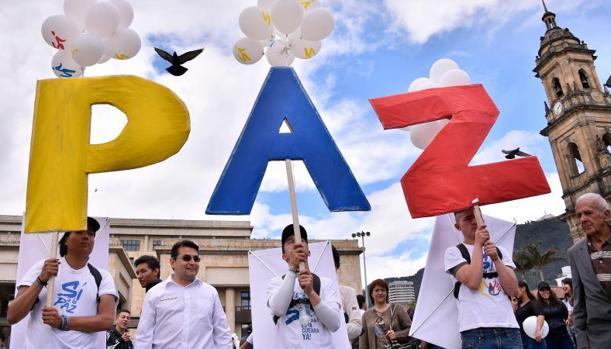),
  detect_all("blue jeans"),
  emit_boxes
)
[521,333,546,349]
[461,328,523,349]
